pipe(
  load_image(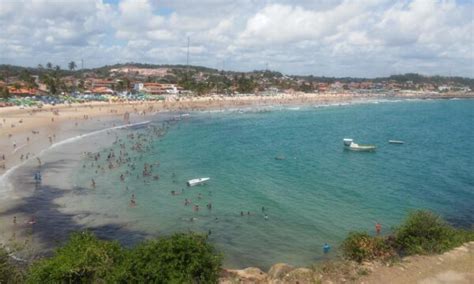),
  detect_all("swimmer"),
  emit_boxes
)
[323,243,331,254]
[264,214,269,220]
[28,216,36,225]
